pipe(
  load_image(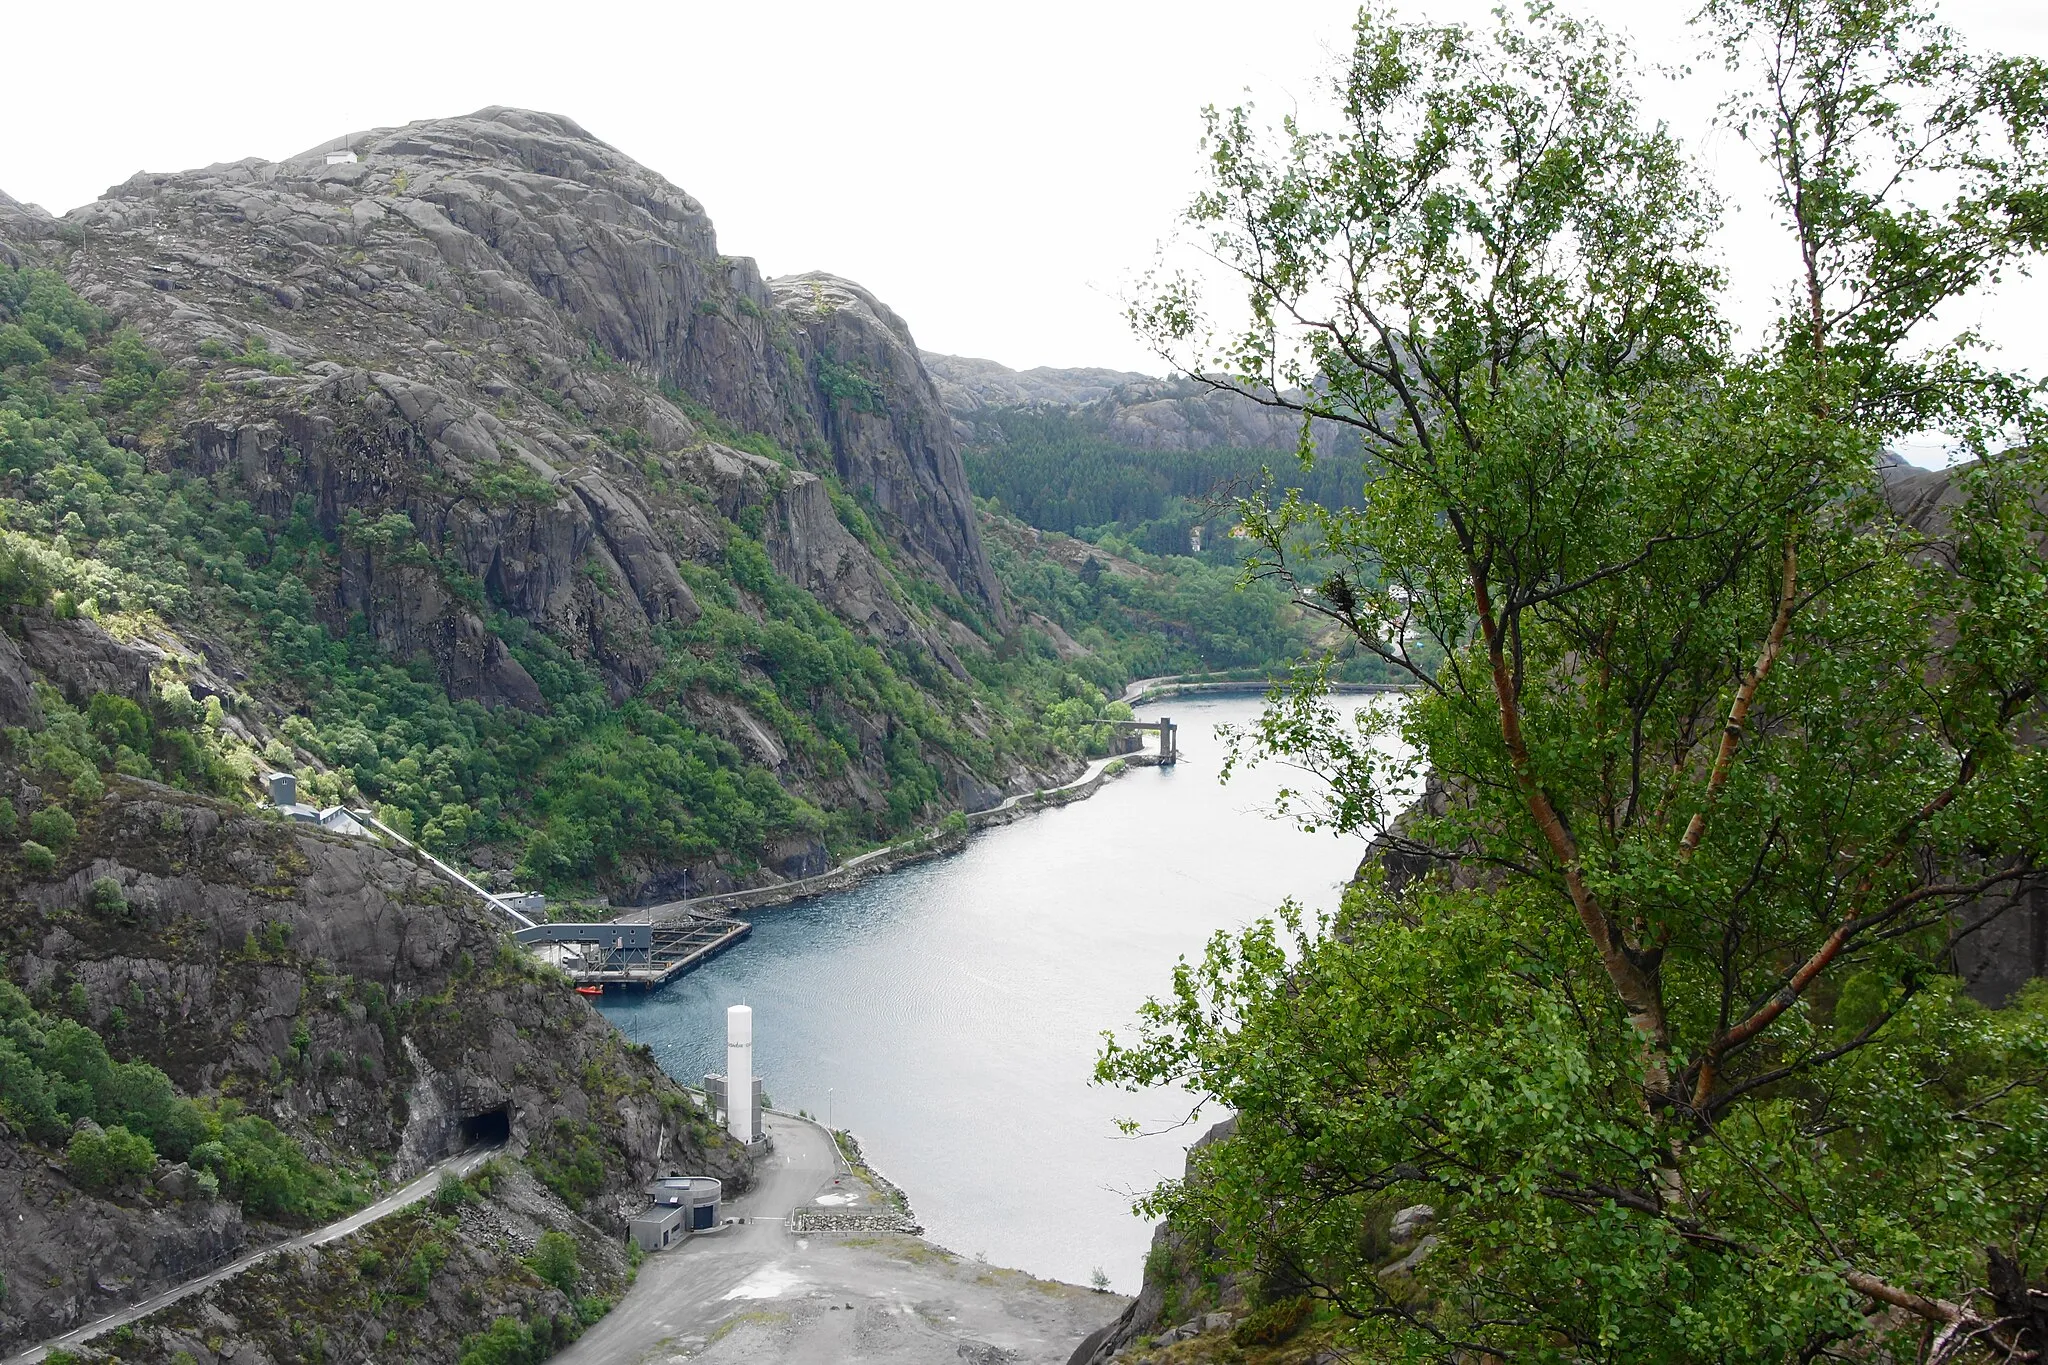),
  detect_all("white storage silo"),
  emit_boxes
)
[726,1005,754,1144]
